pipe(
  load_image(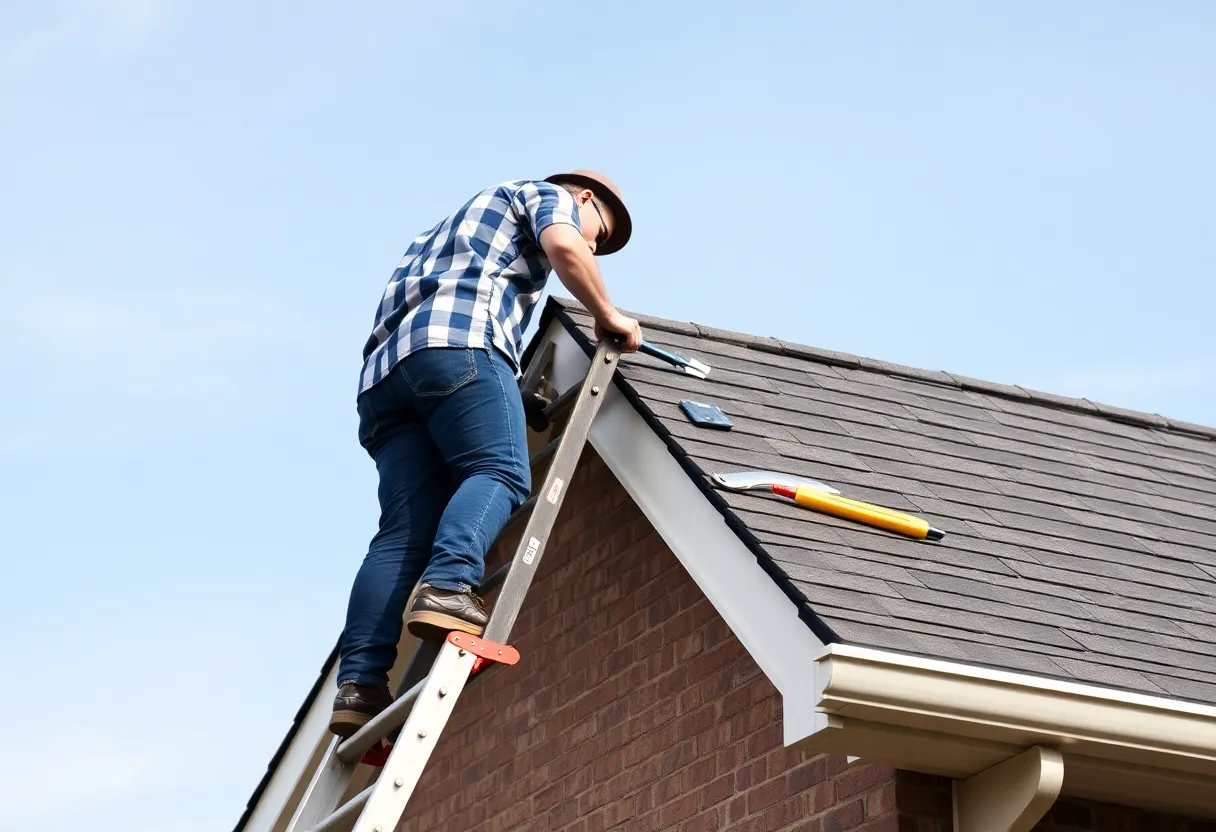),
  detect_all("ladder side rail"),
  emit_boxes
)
[335,675,426,763]
[282,737,361,832]
[348,640,479,832]
[483,338,619,643]
[344,338,617,831]
[314,373,586,768]
[283,668,429,832]
[384,370,577,692]
[312,785,372,832]
[289,338,616,832]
